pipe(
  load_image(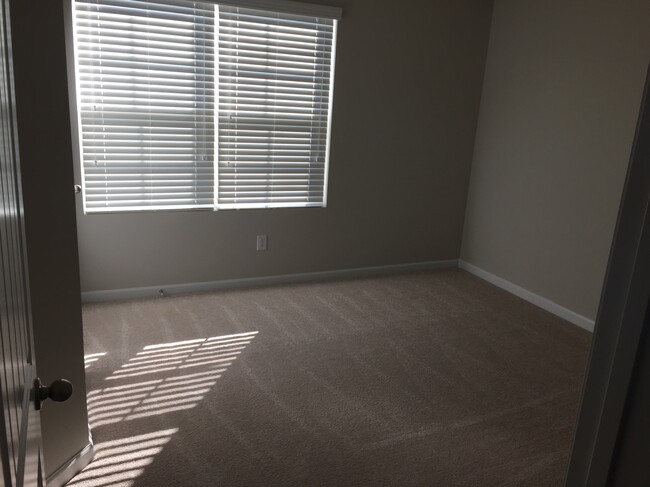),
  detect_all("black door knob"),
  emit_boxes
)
[33,378,73,410]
